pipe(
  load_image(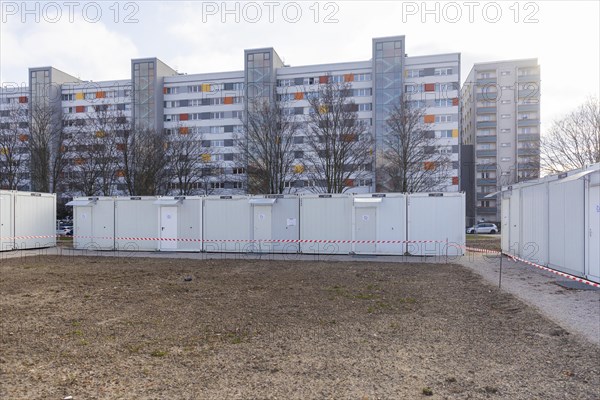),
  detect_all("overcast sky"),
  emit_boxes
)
[1,1,598,132]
